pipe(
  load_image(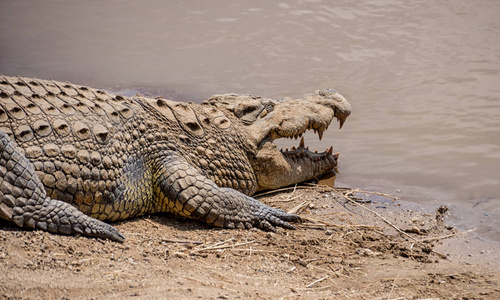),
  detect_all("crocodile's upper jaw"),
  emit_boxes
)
[243,89,351,191]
